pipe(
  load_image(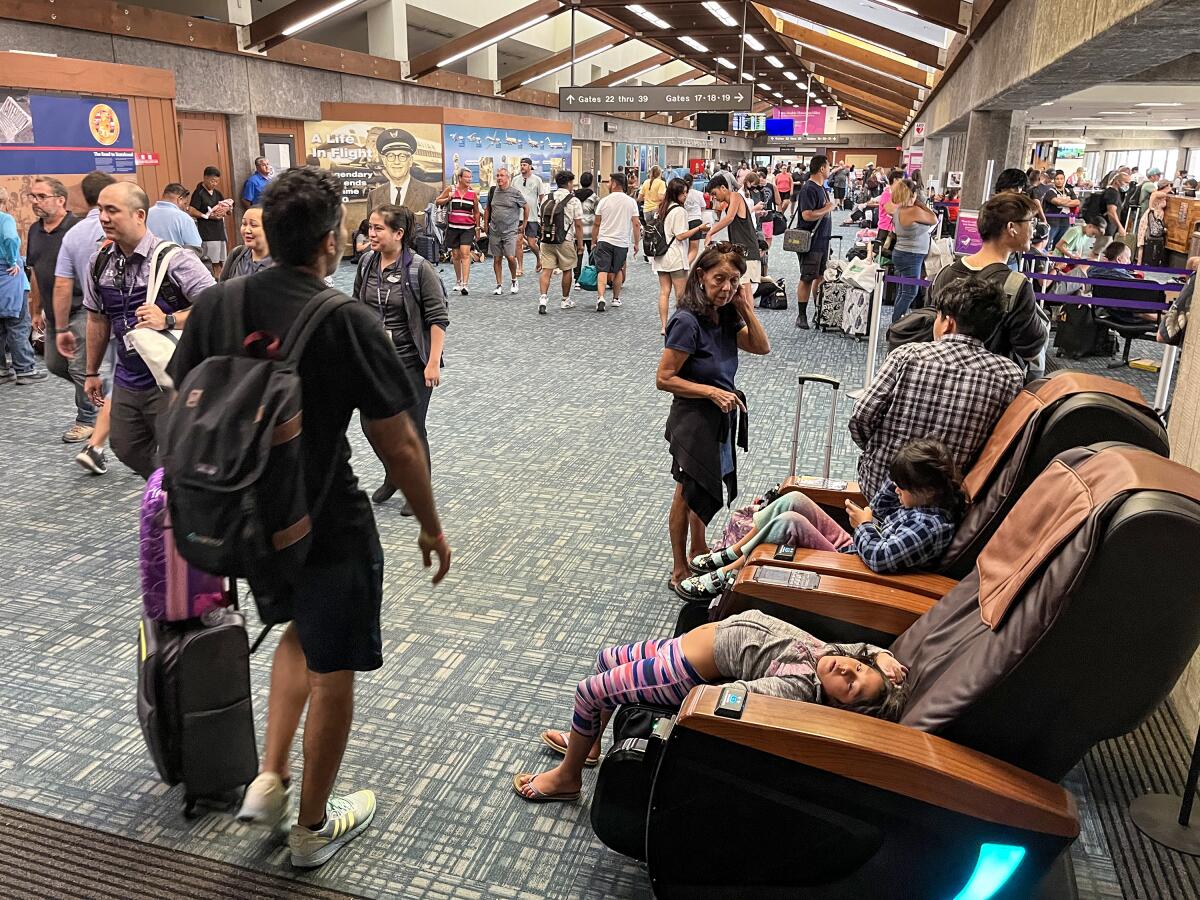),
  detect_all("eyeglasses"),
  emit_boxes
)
[29,193,58,201]
[707,241,746,256]
[1013,218,1035,225]
[383,151,413,164]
